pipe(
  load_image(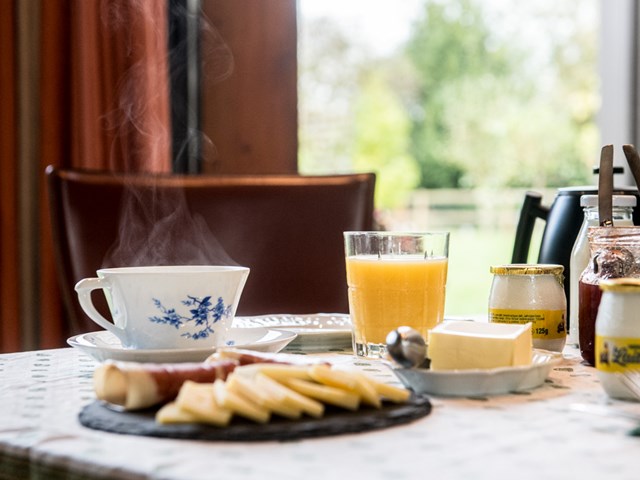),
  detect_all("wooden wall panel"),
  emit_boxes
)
[200,0,298,174]
[0,1,21,352]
